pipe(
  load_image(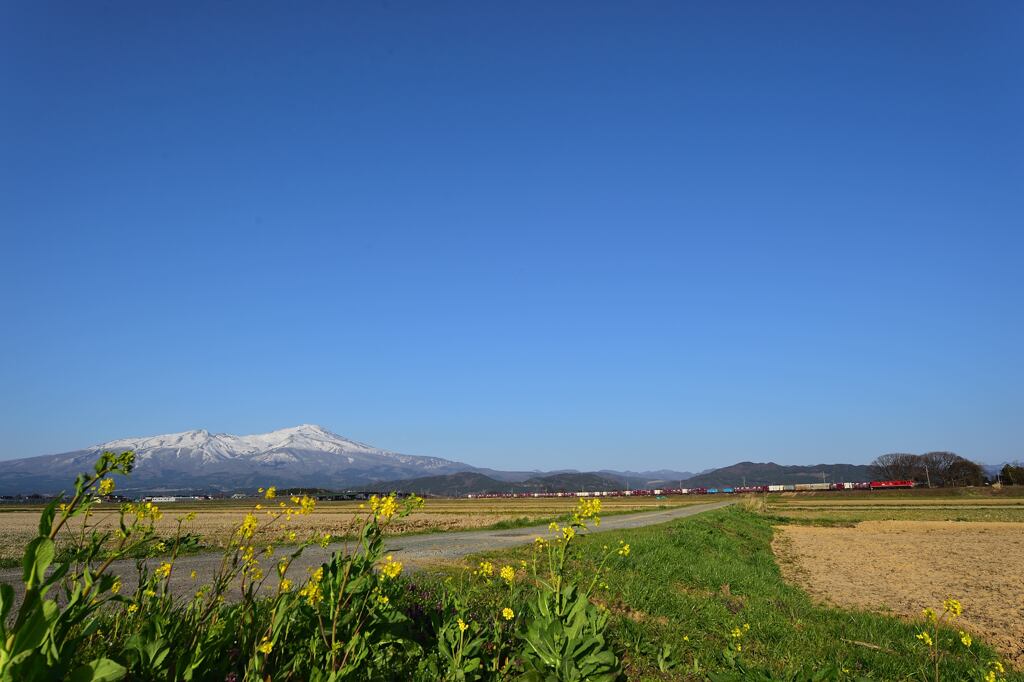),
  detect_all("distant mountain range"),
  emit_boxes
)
[2,424,990,497]
[0,425,693,496]
[0,425,472,495]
